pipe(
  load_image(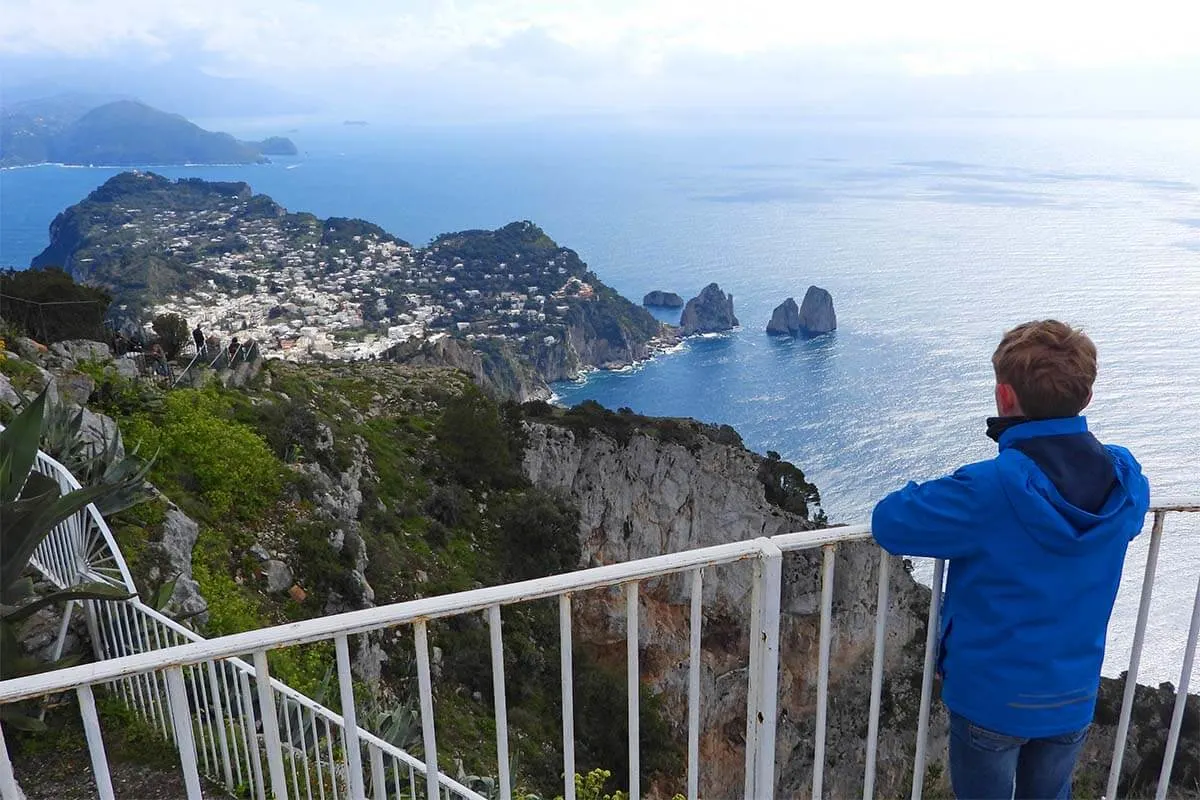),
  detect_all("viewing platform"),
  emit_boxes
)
[0,443,1196,800]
